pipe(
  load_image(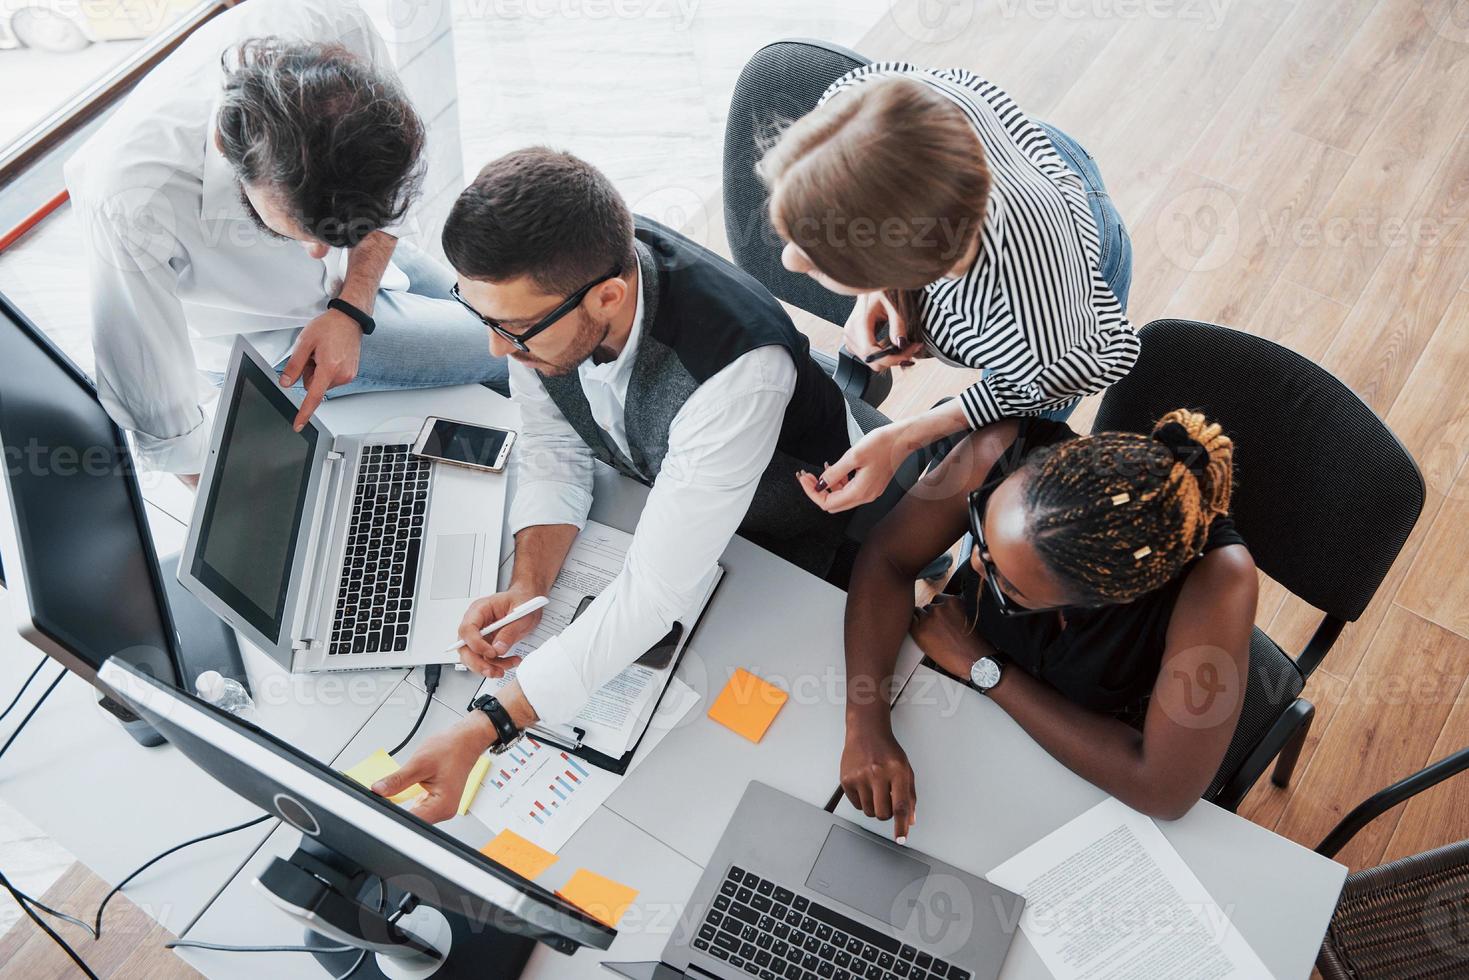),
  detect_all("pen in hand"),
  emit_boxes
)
[443,595,549,655]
